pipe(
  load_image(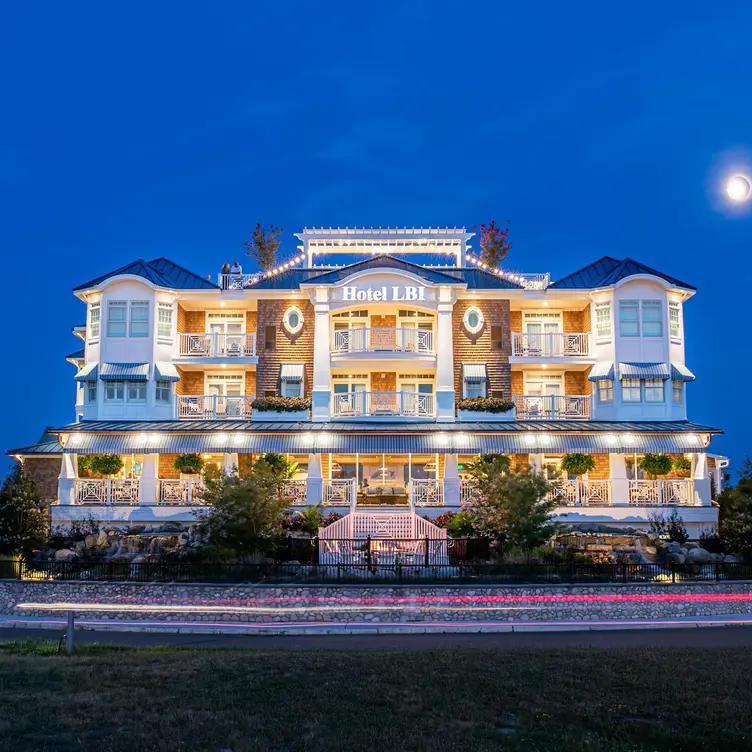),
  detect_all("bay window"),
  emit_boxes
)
[622,378,641,402]
[87,382,97,403]
[644,378,664,402]
[641,301,662,337]
[127,382,147,403]
[619,301,639,337]
[598,381,613,402]
[107,301,127,337]
[155,380,171,404]
[672,380,683,403]
[130,301,150,337]
[669,303,681,339]
[104,381,125,401]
